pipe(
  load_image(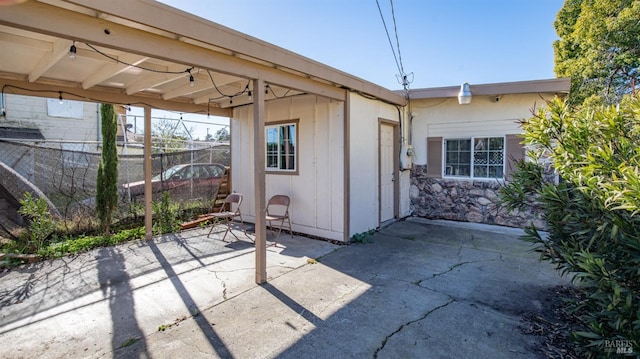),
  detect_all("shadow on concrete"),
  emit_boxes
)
[261,282,323,325]
[0,234,243,333]
[147,240,232,358]
[96,247,148,356]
